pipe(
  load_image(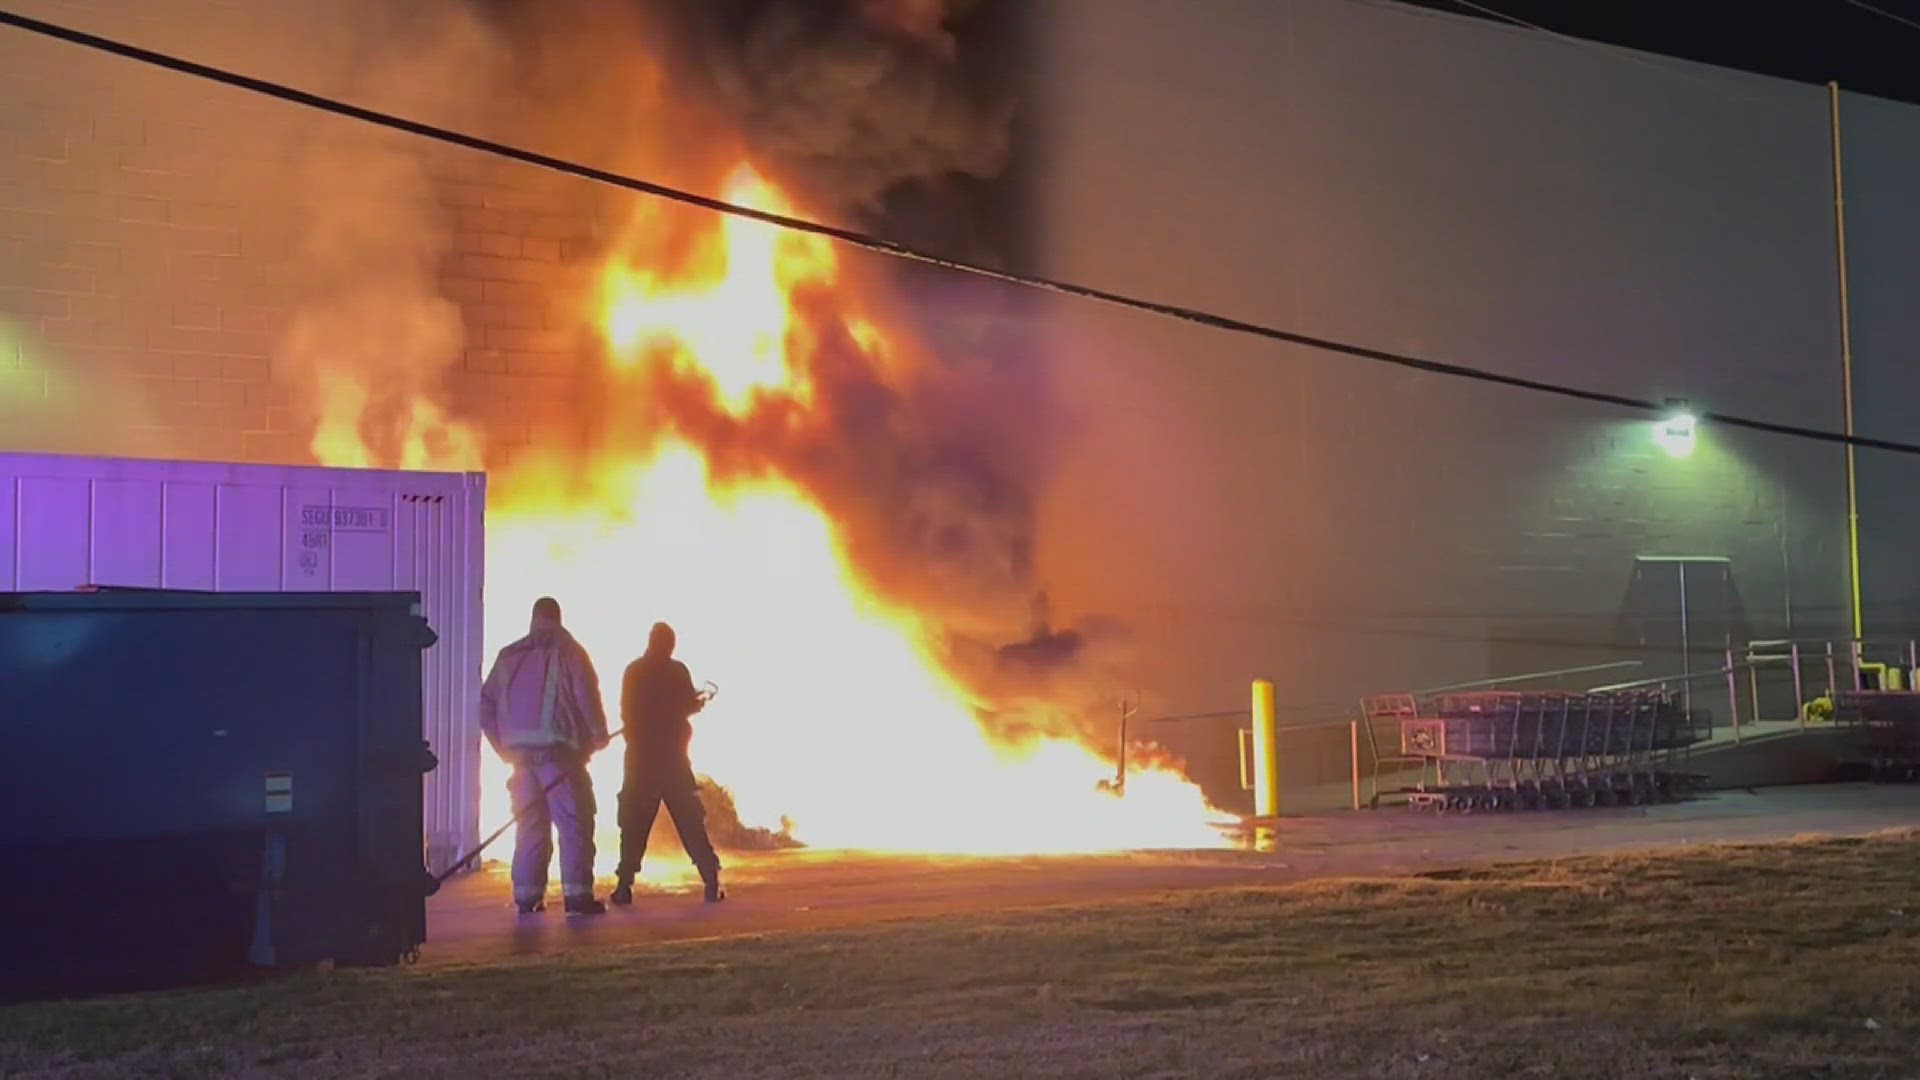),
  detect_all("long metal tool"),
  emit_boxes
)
[429,682,717,889]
